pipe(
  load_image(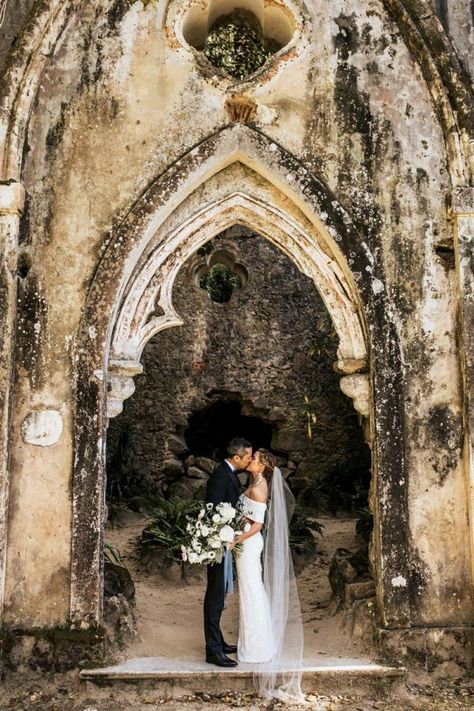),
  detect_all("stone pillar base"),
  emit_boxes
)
[0,626,108,672]
[377,626,474,675]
